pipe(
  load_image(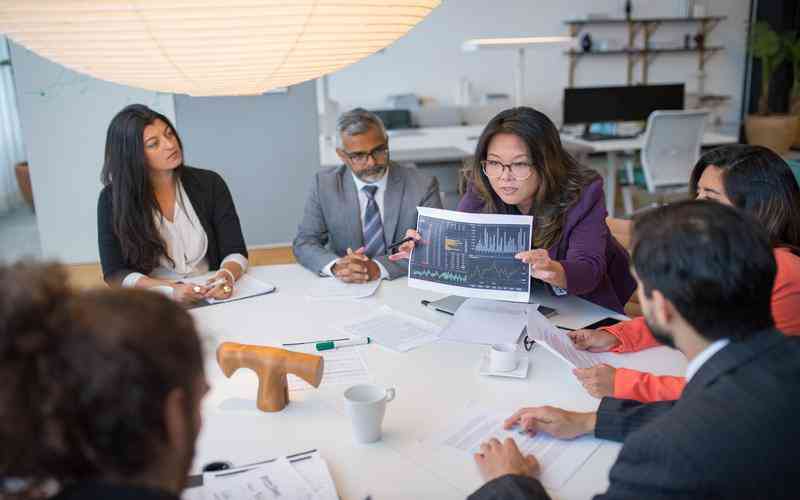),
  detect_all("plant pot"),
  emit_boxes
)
[745,114,798,154]
[14,161,35,211]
